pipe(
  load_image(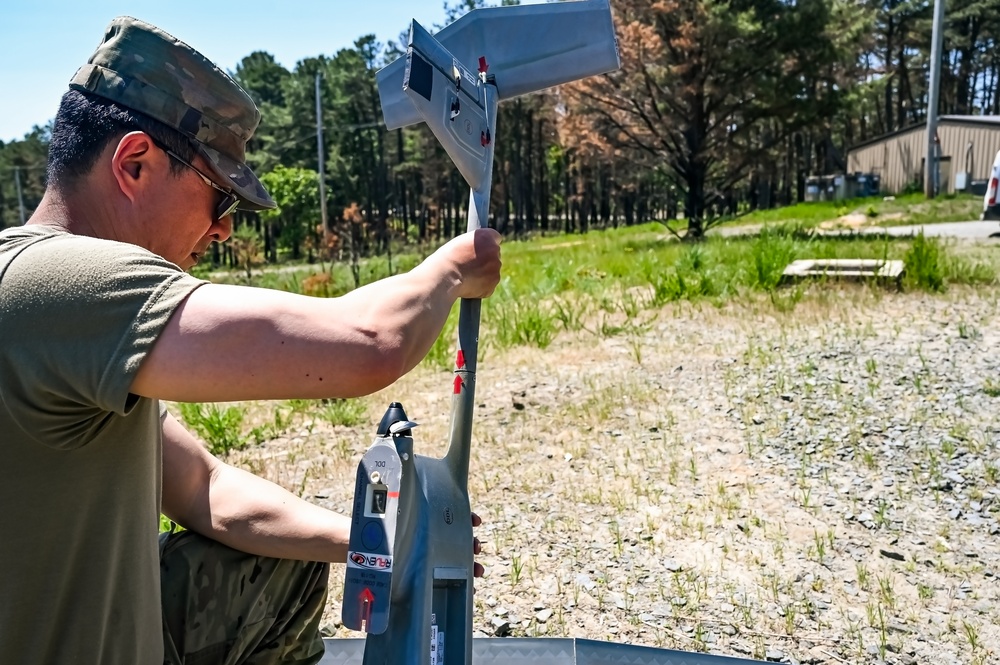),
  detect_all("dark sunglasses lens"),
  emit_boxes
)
[216,194,240,220]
